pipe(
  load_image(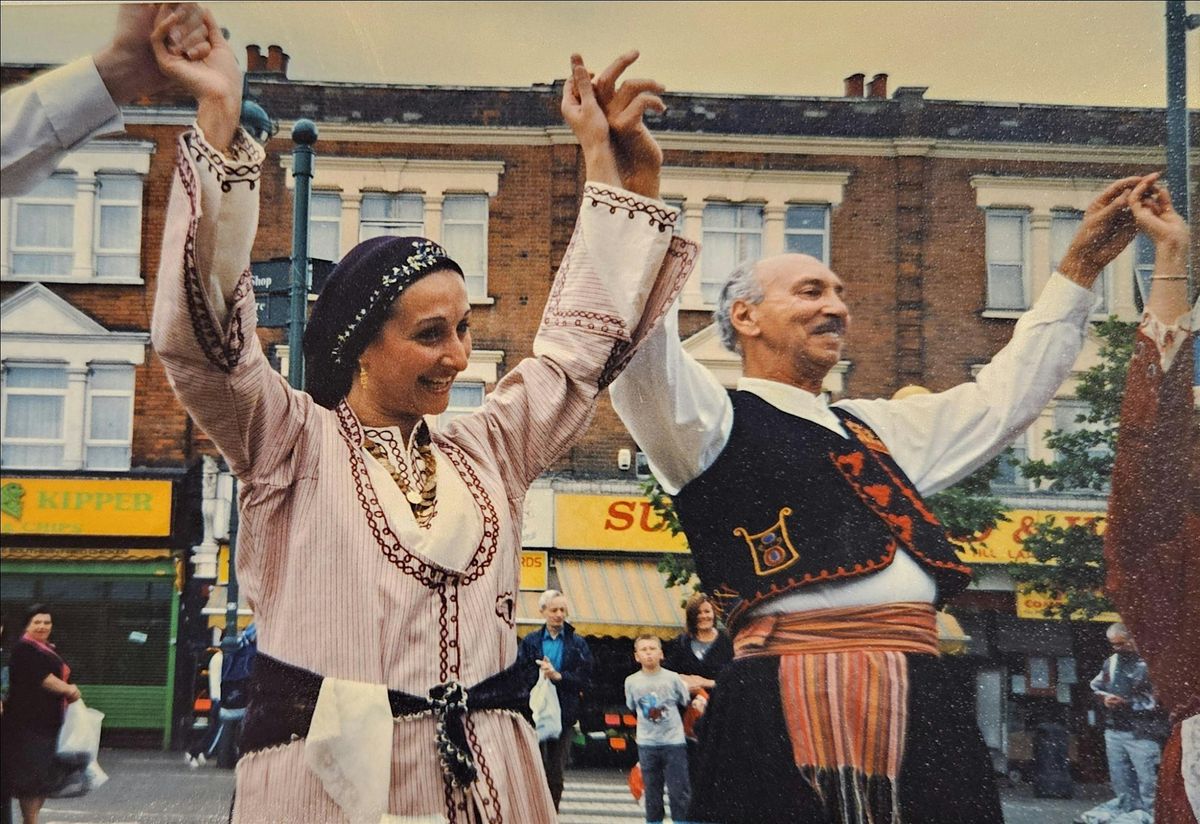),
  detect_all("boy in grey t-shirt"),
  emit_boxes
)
[625,634,693,824]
